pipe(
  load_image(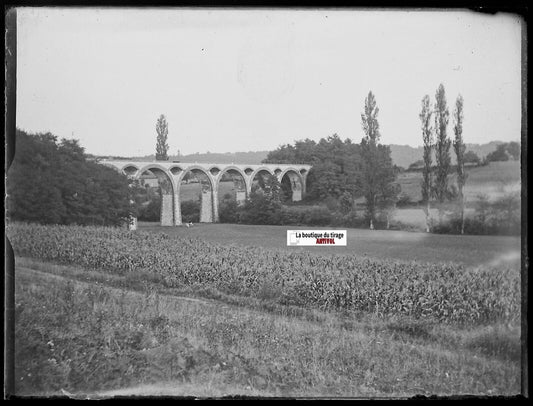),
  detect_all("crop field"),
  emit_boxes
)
[137,222,521,268]
[396,161,521,204]
[7,223,522,397]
